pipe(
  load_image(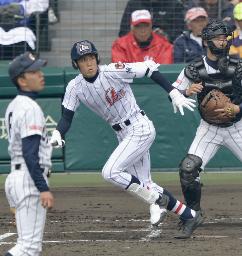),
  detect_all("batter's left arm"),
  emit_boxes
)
[50,107,74,148]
